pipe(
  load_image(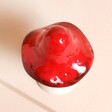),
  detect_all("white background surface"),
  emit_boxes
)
[0,0,112,112]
